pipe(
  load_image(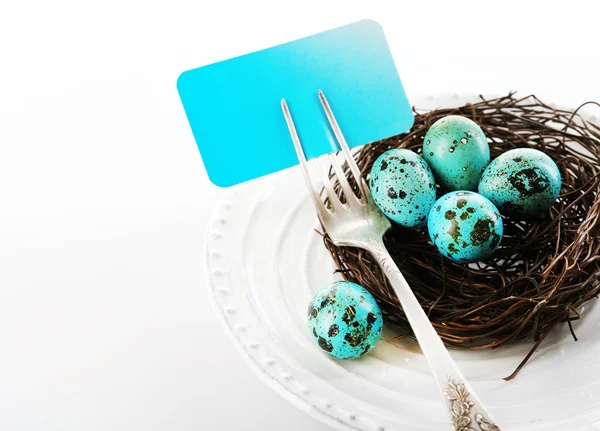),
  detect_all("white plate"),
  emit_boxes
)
[205,94,600,431]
